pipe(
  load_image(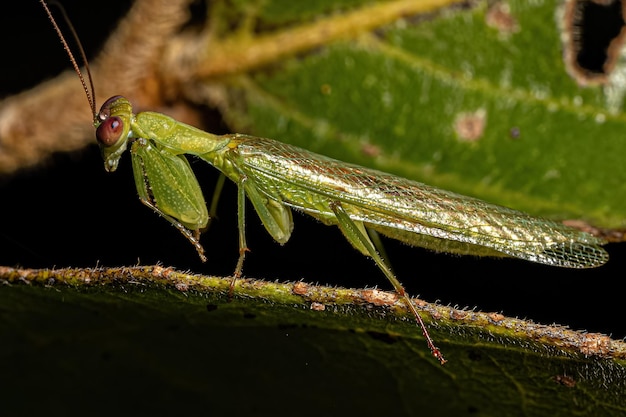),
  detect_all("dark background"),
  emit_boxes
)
[1,0,624,342]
